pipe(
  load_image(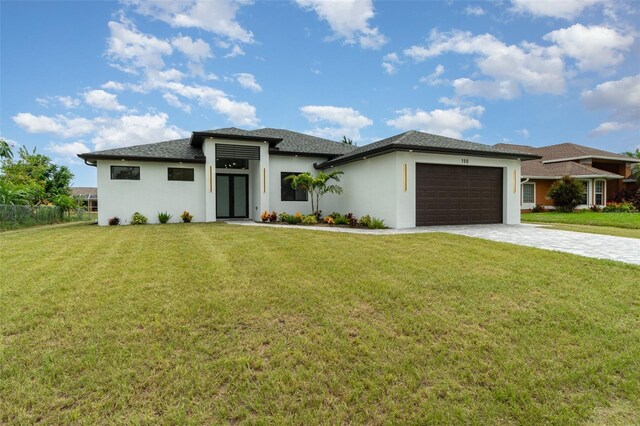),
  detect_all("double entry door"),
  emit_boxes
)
[216,174,248,218]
